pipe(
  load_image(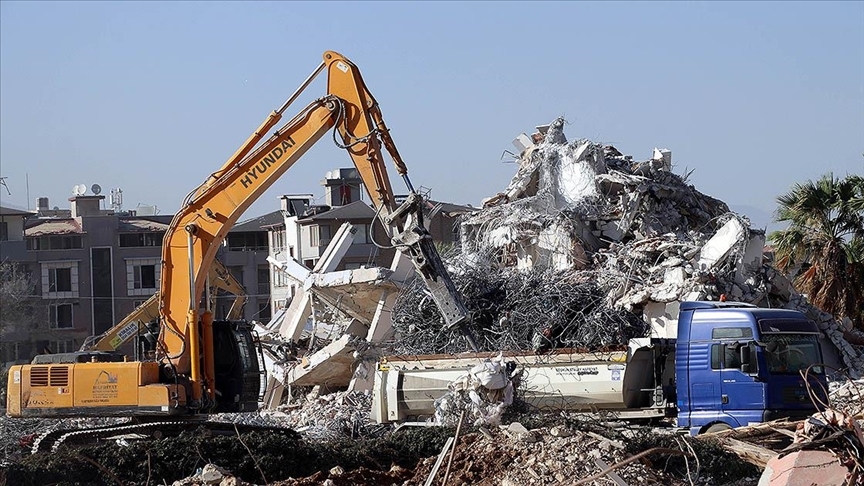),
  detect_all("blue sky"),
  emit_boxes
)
[1,1,862,229]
